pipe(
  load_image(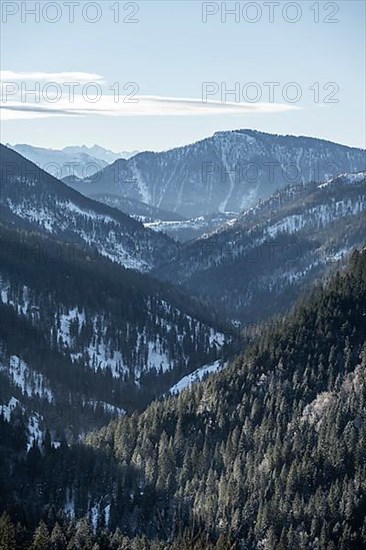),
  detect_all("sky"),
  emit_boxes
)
[1,0,365,152]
